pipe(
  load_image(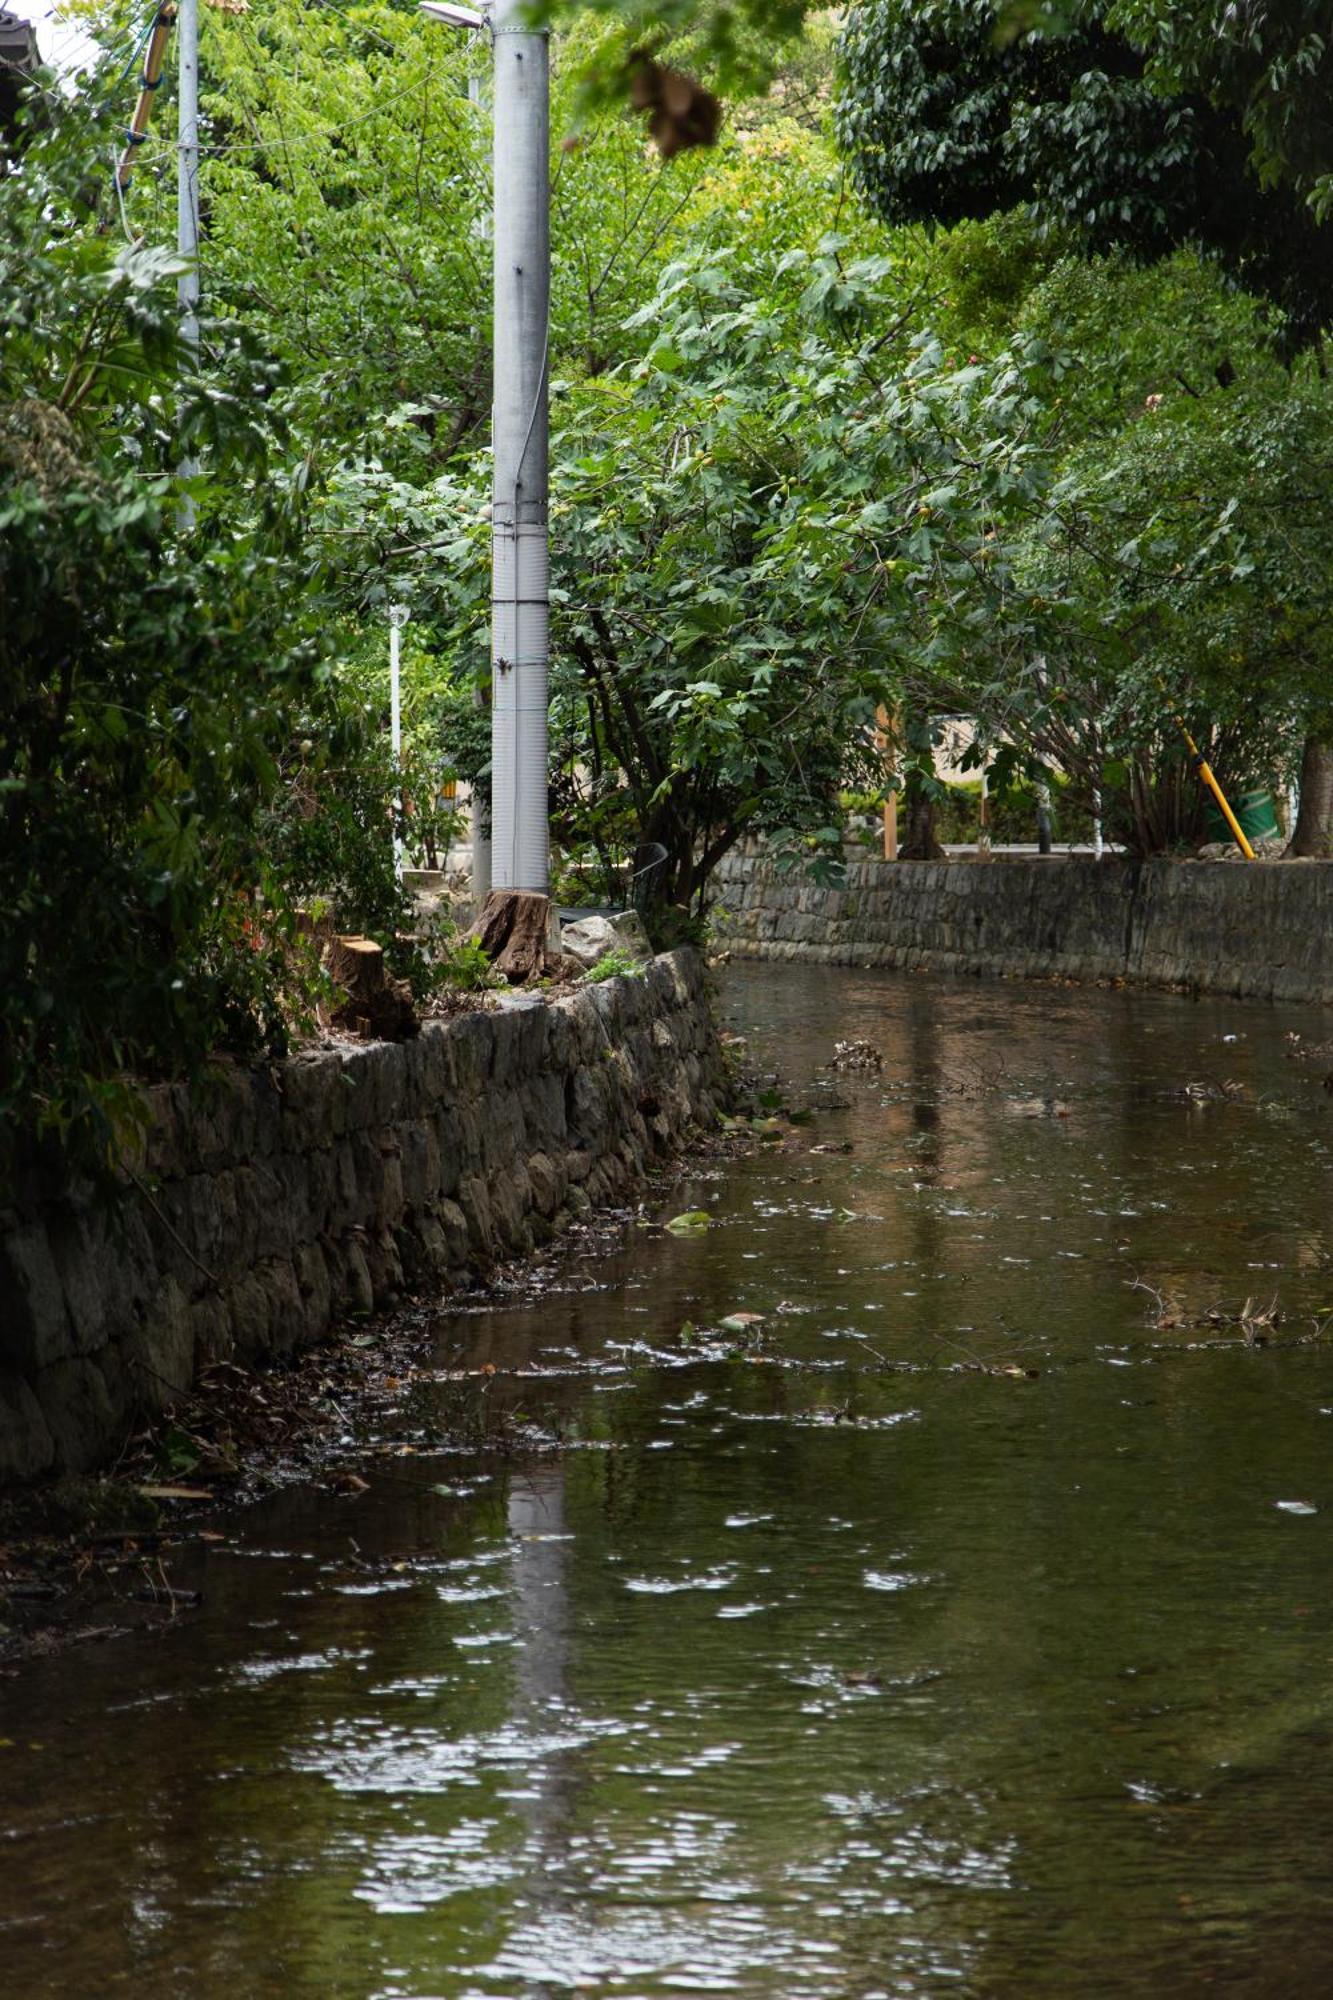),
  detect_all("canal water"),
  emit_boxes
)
[5,963,1333,1997]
